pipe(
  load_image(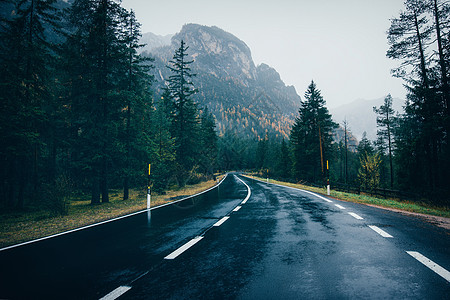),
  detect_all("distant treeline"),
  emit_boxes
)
[0,0,448,214]
[245,0,450,207]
